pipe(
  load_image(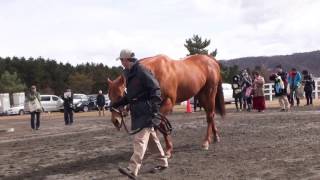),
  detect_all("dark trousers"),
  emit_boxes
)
[305,90,313,105]
[64,108,73,125]
[289,87,300,106]
[234,96,243,110]
[193,98,202,111]
[30,112,40,129]
[289,92,300,106]
[243,96,252,111]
